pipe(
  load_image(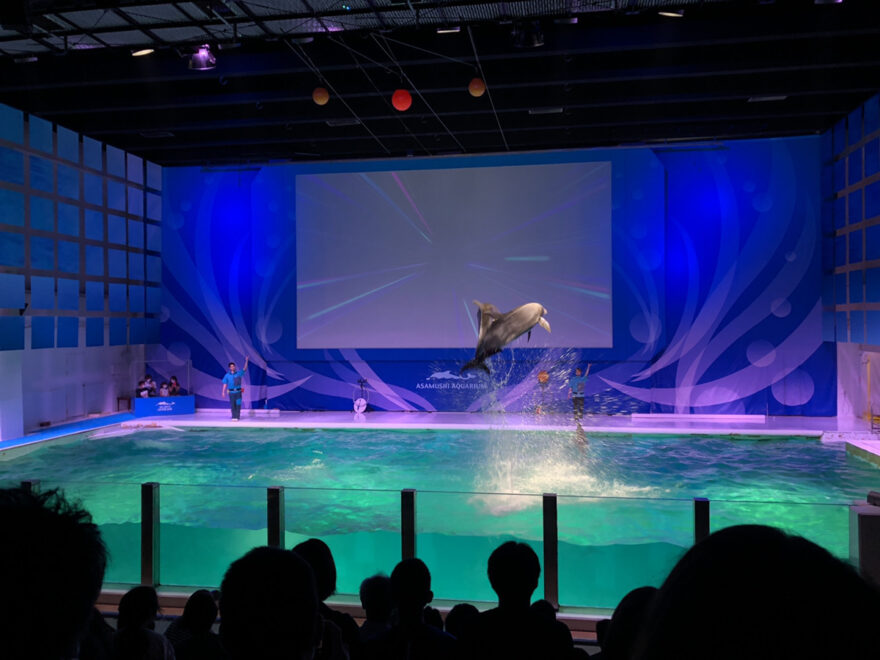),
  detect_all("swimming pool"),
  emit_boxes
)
[1,426,875,608]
